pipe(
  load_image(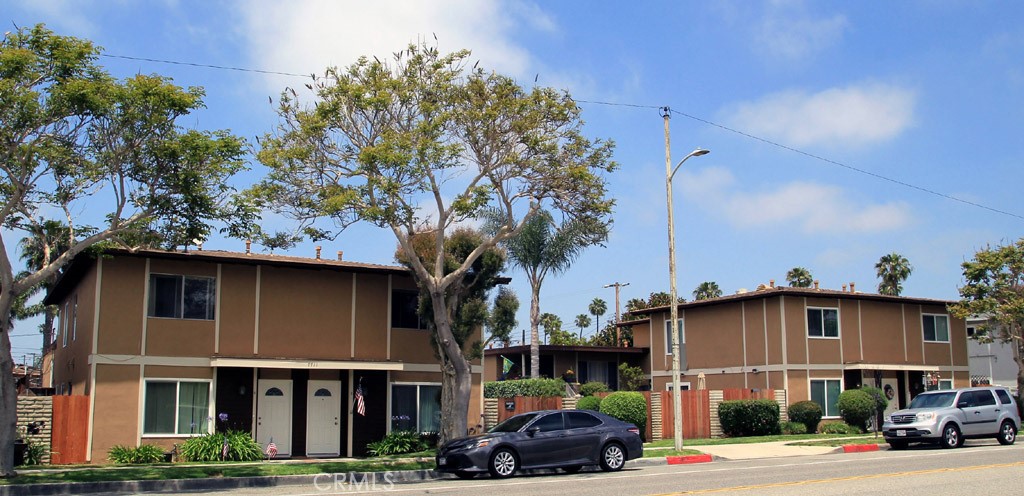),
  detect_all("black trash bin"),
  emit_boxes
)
[13,440,26,466]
